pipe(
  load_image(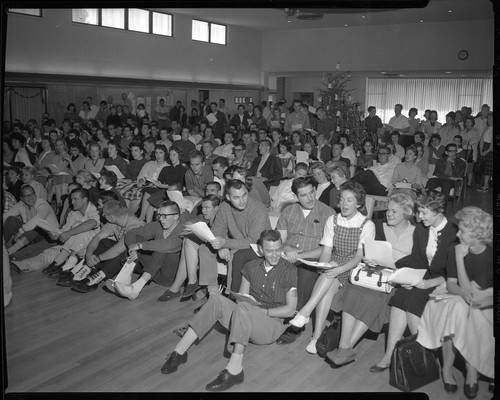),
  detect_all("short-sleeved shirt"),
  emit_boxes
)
[62,202,101,233]
[320,211,375,250]
[4,198,58,232]
[277,201,335,252]
[242,257,297,309]
[99,215,145,242]
[388,114,410,130]
[446,244,493,290]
